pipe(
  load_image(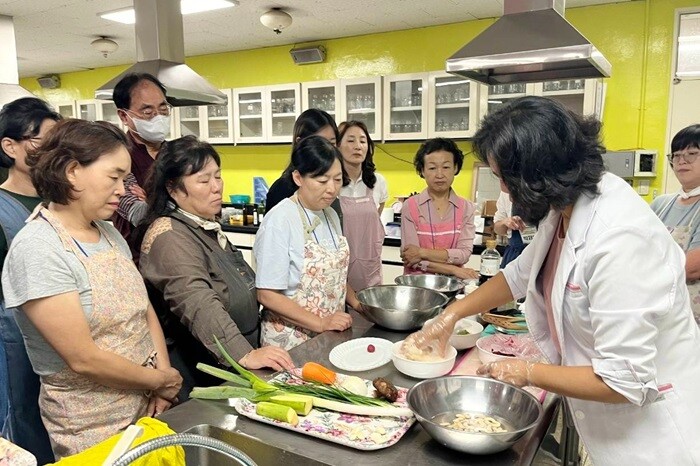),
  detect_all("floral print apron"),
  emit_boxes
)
[659,195,700,325]
[34,208,155,459]
[260,198,350,350]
